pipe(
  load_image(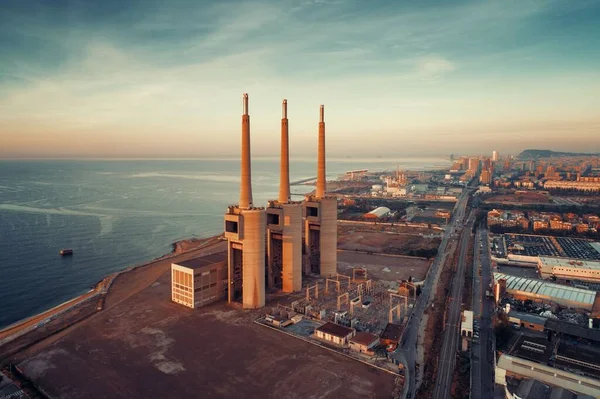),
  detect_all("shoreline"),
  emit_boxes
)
[0,234,222,344]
